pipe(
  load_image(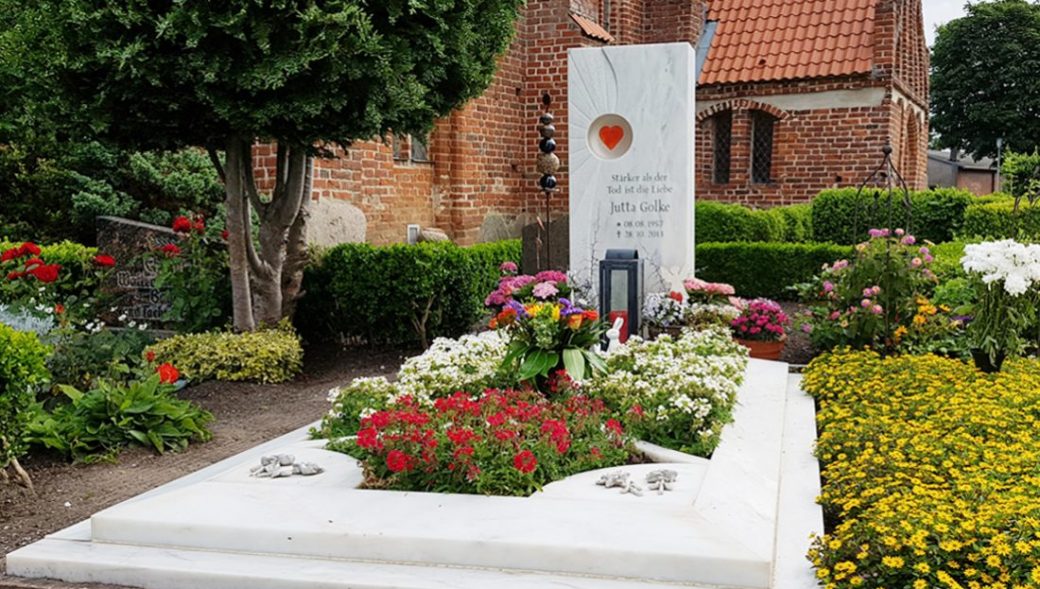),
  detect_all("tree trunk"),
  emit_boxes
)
[224,137,256,332]
[219,138,313,330]
[281,157,314,319]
